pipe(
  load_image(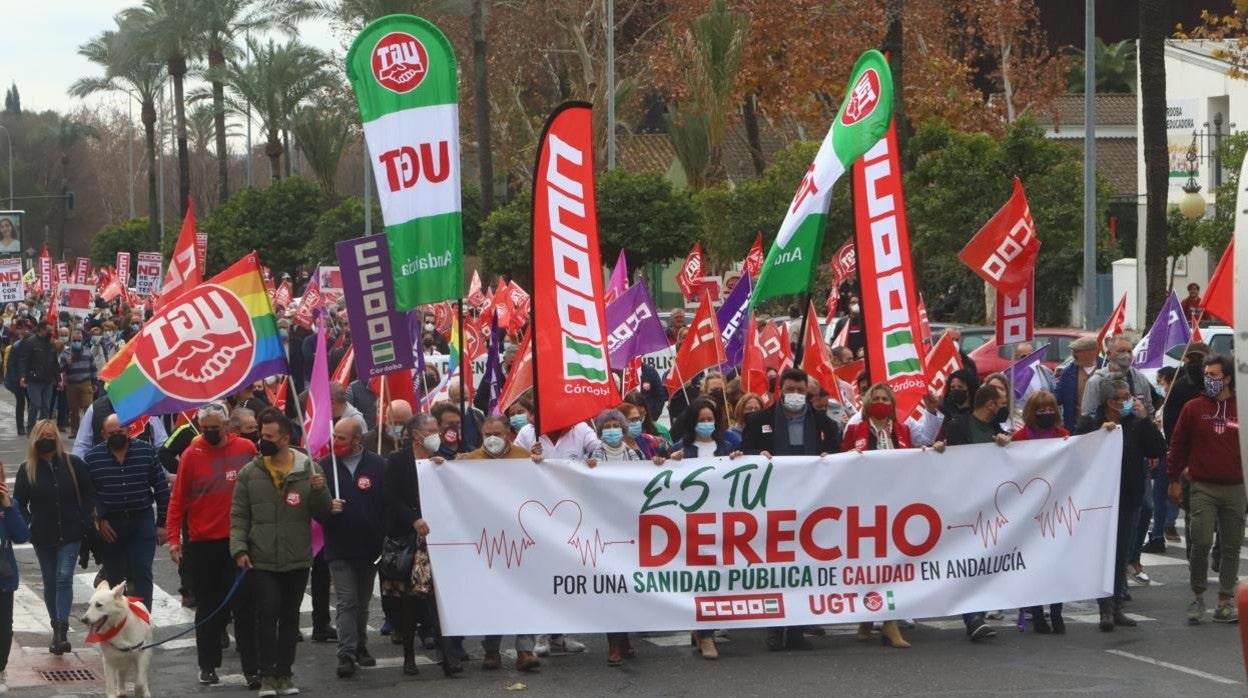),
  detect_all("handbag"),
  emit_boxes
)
[0,539,14,579]
[378,532,417,581]
[410,535,433,596]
